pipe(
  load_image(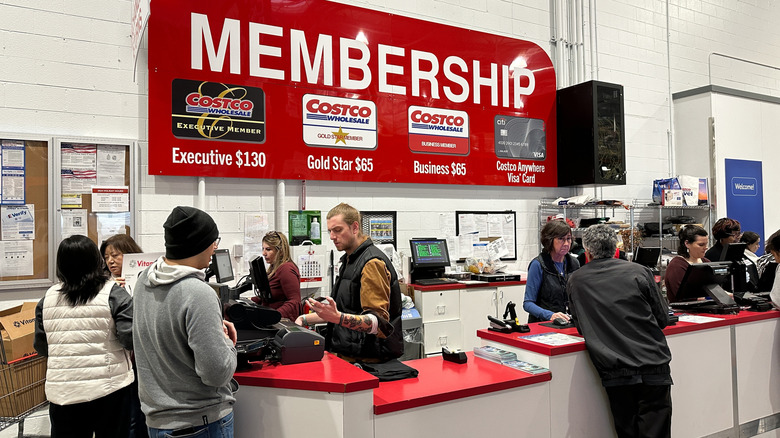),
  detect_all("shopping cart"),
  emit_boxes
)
[0,354,47,436]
